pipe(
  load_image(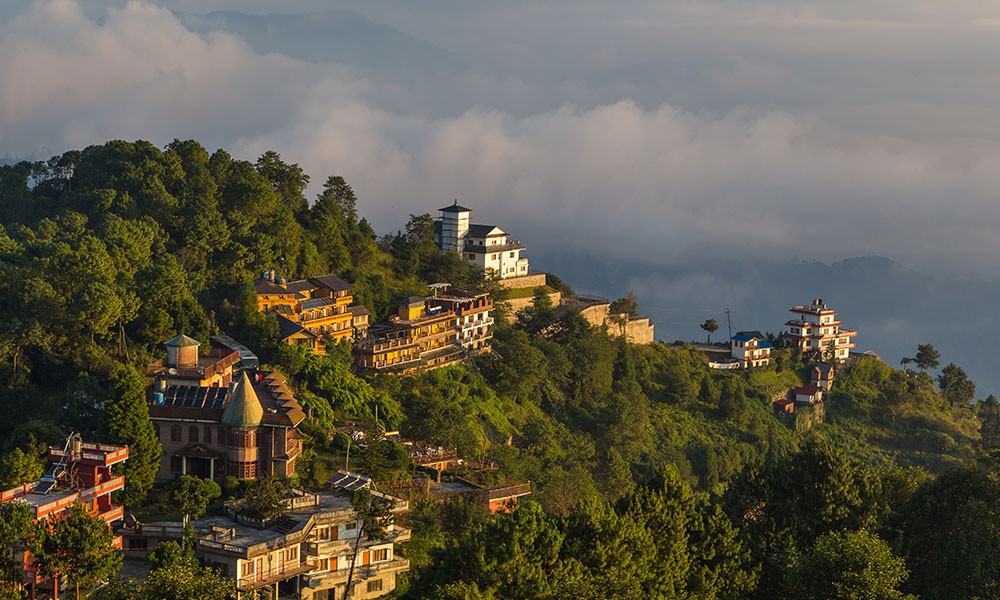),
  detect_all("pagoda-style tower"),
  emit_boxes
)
[222,372,264,479]
[437,201,472,253]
